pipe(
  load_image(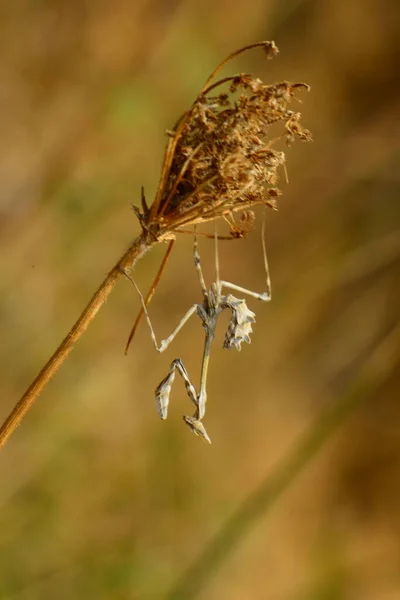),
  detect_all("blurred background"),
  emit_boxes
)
[1,1,400,598]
